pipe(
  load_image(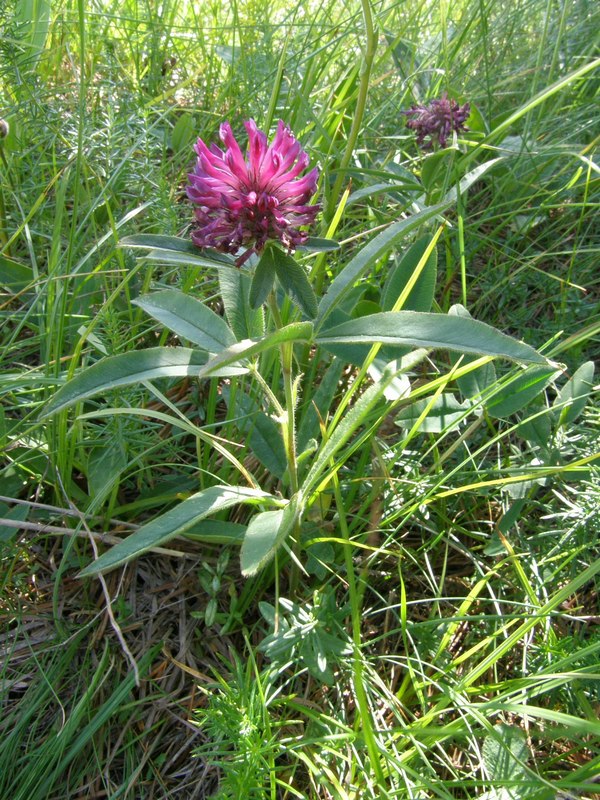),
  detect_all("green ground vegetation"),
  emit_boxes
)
[1,0,599,797]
